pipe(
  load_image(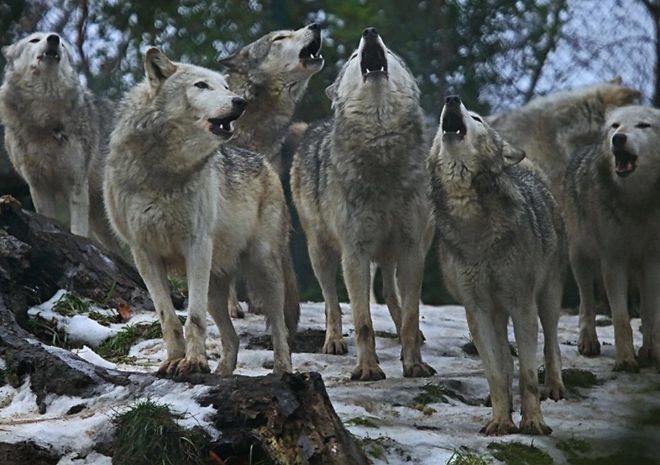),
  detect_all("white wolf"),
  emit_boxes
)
[0,32,107,237]
[104,48,295,377]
